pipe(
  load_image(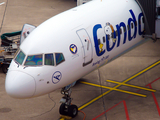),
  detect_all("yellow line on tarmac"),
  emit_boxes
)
[78,87,113,110]
[80,81,146,97]
[123,60,160,83]
[106,80,156,92]
[78,60,160,110]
